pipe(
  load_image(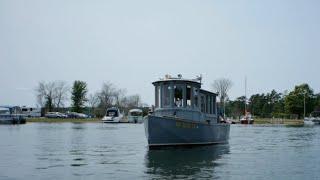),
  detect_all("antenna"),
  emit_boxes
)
[196,74,202,83]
